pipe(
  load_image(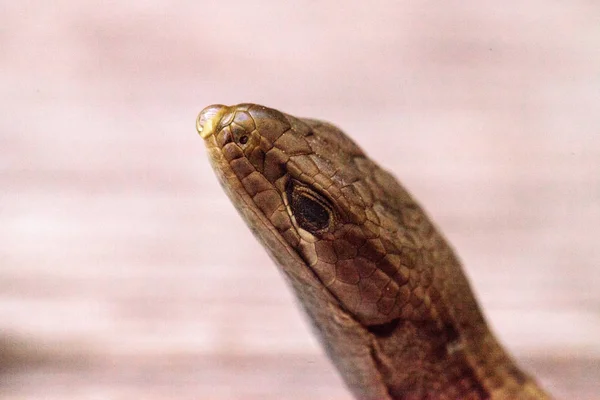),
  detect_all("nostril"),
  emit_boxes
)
[196,104,229,139]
